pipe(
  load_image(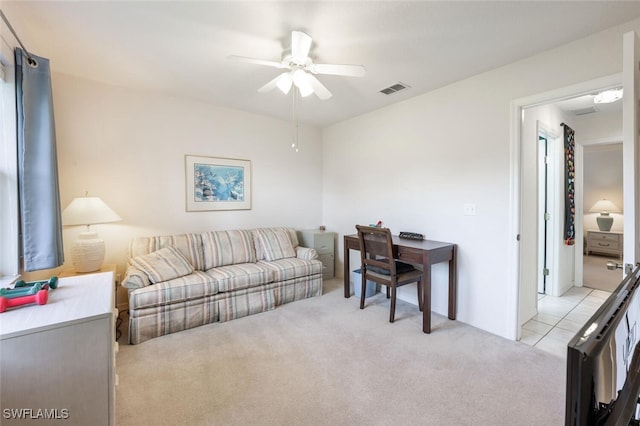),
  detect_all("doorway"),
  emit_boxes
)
[582,143,624,293]
[514,74,624,339]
